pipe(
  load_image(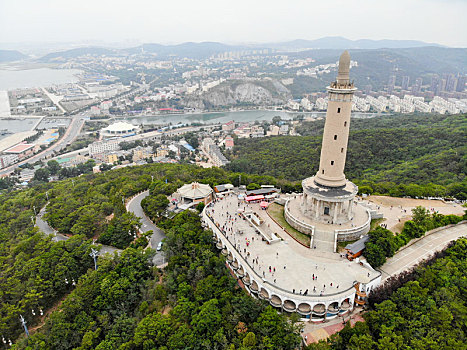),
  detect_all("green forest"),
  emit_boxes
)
[1,164,304,348]
[225,113,467,199]
[42,164,297,249]
[1,158,466,348]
